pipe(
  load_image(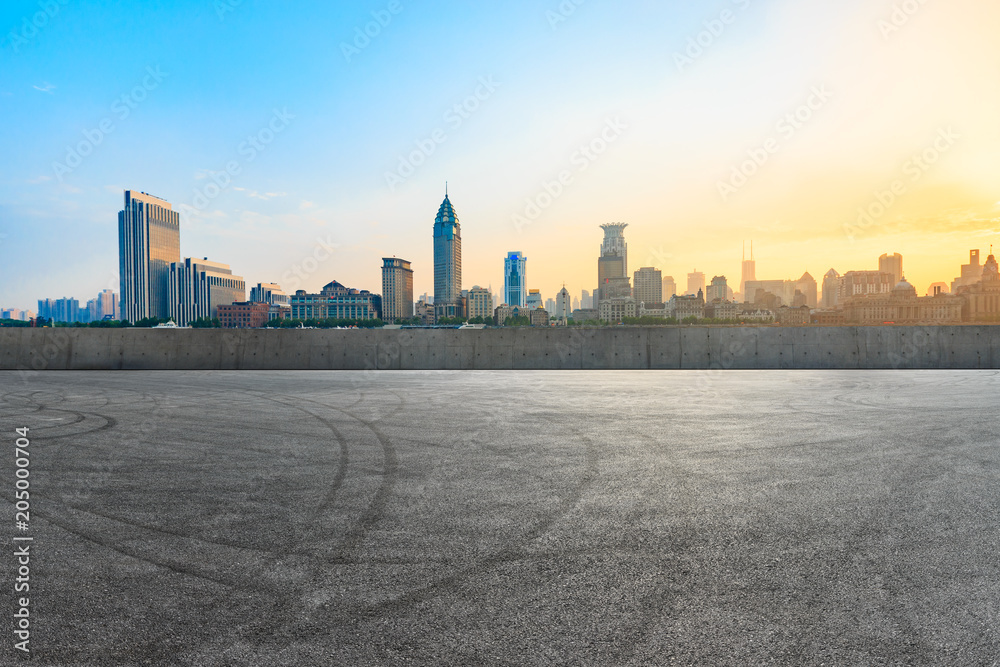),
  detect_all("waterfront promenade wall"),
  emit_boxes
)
[1,326,998,371]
